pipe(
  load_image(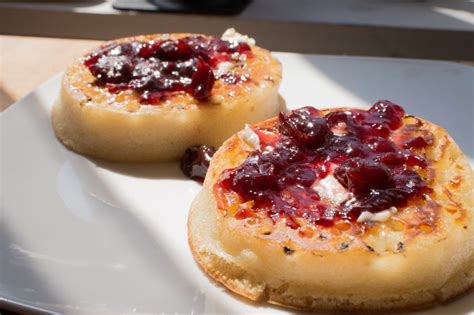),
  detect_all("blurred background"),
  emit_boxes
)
[1,0,474,58]
[1,0,473,110]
